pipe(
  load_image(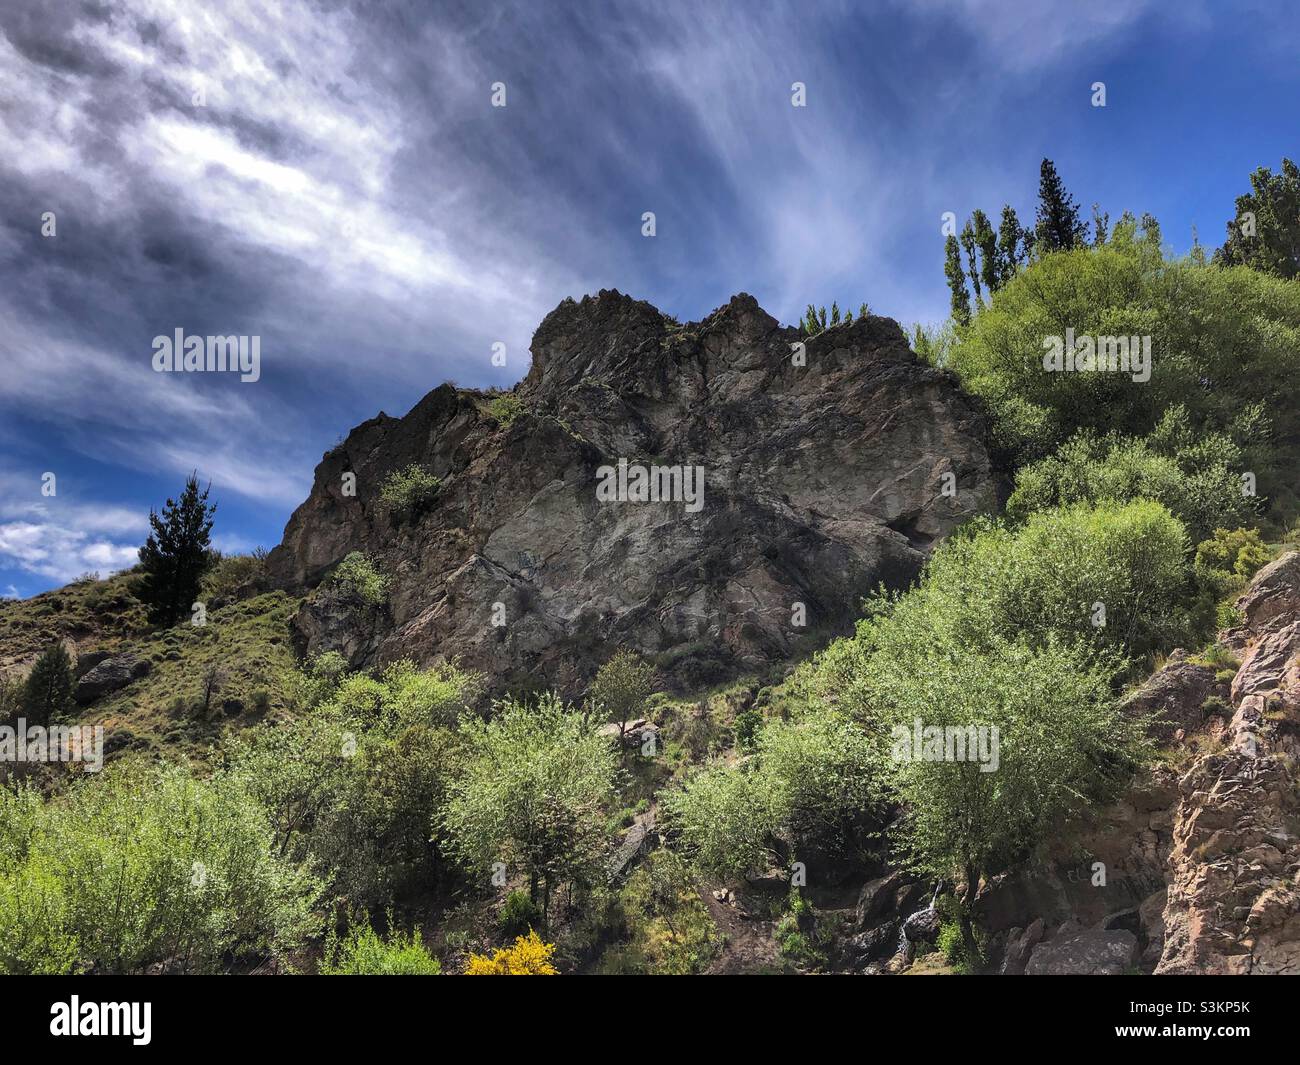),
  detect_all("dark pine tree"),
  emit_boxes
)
[944,235,971,325]
[137,473,216,628]
[1034,158,1088,252]
[22,642,75,726]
